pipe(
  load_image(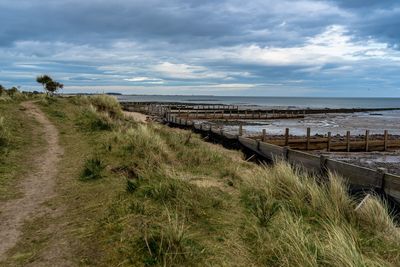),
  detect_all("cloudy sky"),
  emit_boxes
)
[1,0,400,96]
